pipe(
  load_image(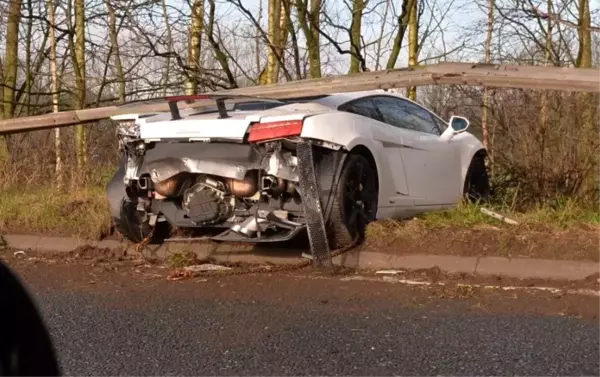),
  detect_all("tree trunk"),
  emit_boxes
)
[255,0,263,79]
[349,0,364,73]
[48,0,62,187]
[308,0,321,78]
[375,0,390,70]
[407,0,418,100]
[206,0,238,88]
[481,0,494,152]
[186,0,204,95]
[576,0,591,68]
[24,0,33,116]
[161,0,173,96]
[1,0,23,162]
[3,0,22,120]
[282,0,302,79]
[106,0,126,103]
[538,0,553,192]
[71,0,87,171]
[263,0,282,84]
[386,0,415,69]
[296,0,322,78]
[576,0,594,196]
[277,0,291,79]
